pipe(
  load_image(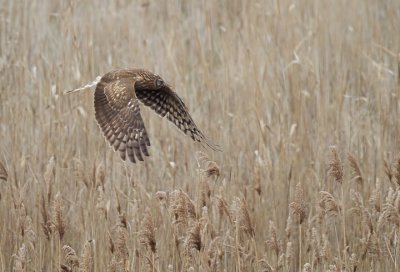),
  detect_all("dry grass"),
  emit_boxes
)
[1,0,400,271]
